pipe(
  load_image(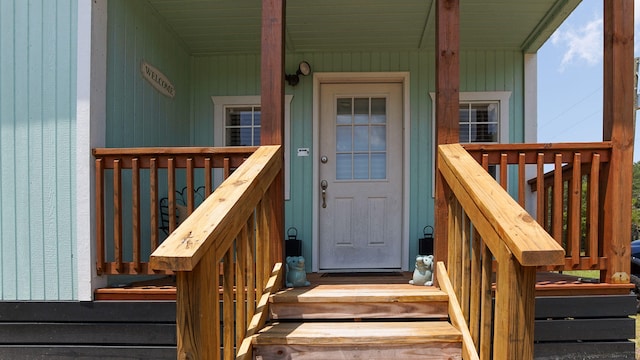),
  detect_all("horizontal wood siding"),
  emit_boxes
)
[189,49,524,270]
[0,0,77,300]
[533,295,636,360]
[0,301,176,360]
